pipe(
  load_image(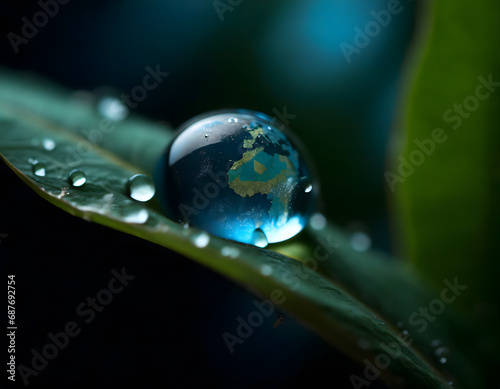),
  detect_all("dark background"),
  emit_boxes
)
[0,1,416,387]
